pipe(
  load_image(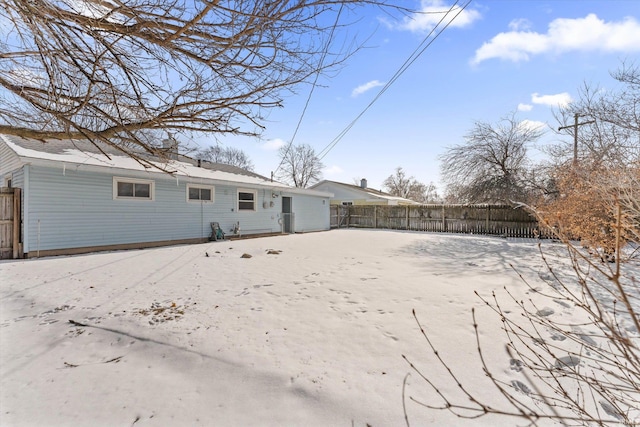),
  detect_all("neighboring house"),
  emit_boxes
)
[0,134,332,258]
[310,179,419,206]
